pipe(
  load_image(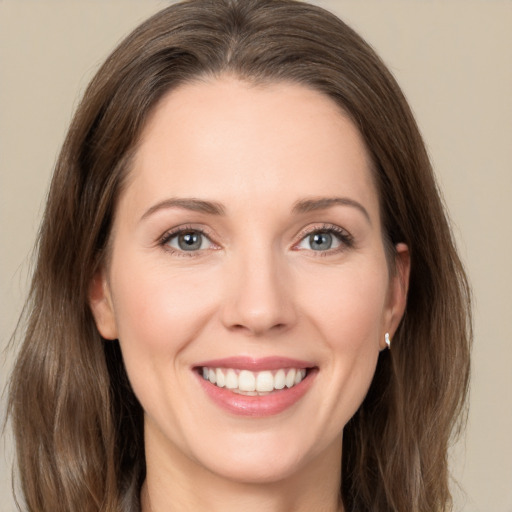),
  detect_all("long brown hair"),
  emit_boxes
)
[7,1,471,511]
